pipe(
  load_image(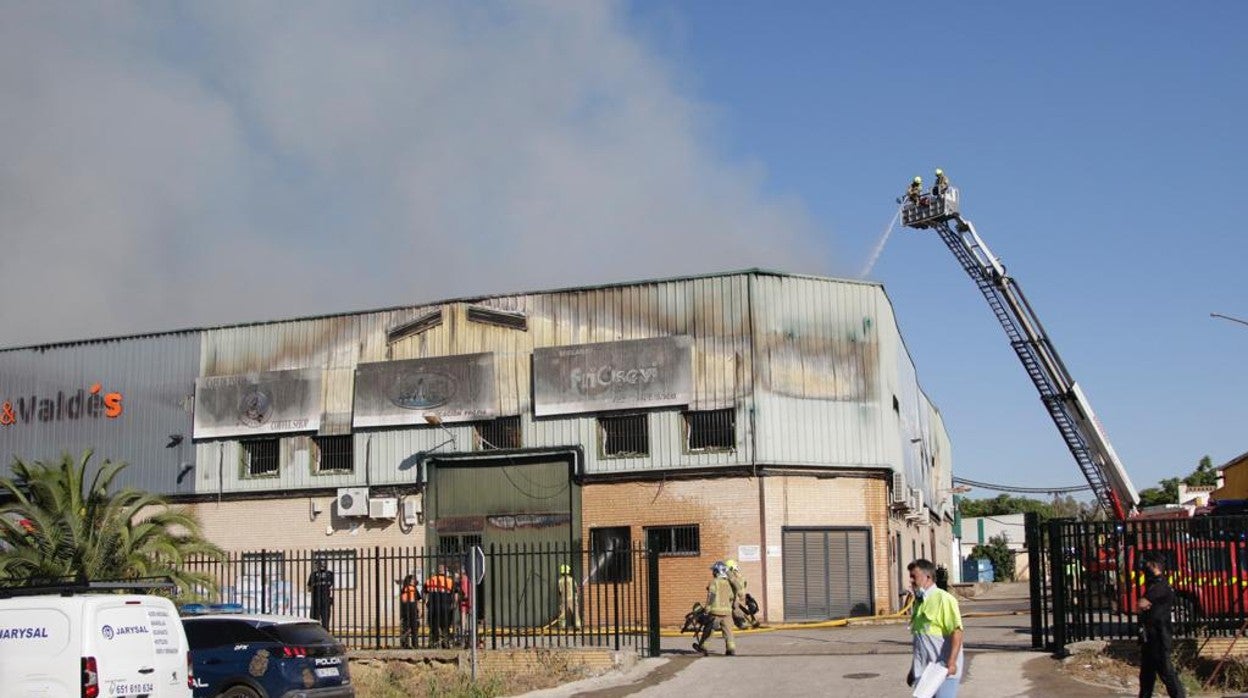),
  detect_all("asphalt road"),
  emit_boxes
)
[523,583,1130,698]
